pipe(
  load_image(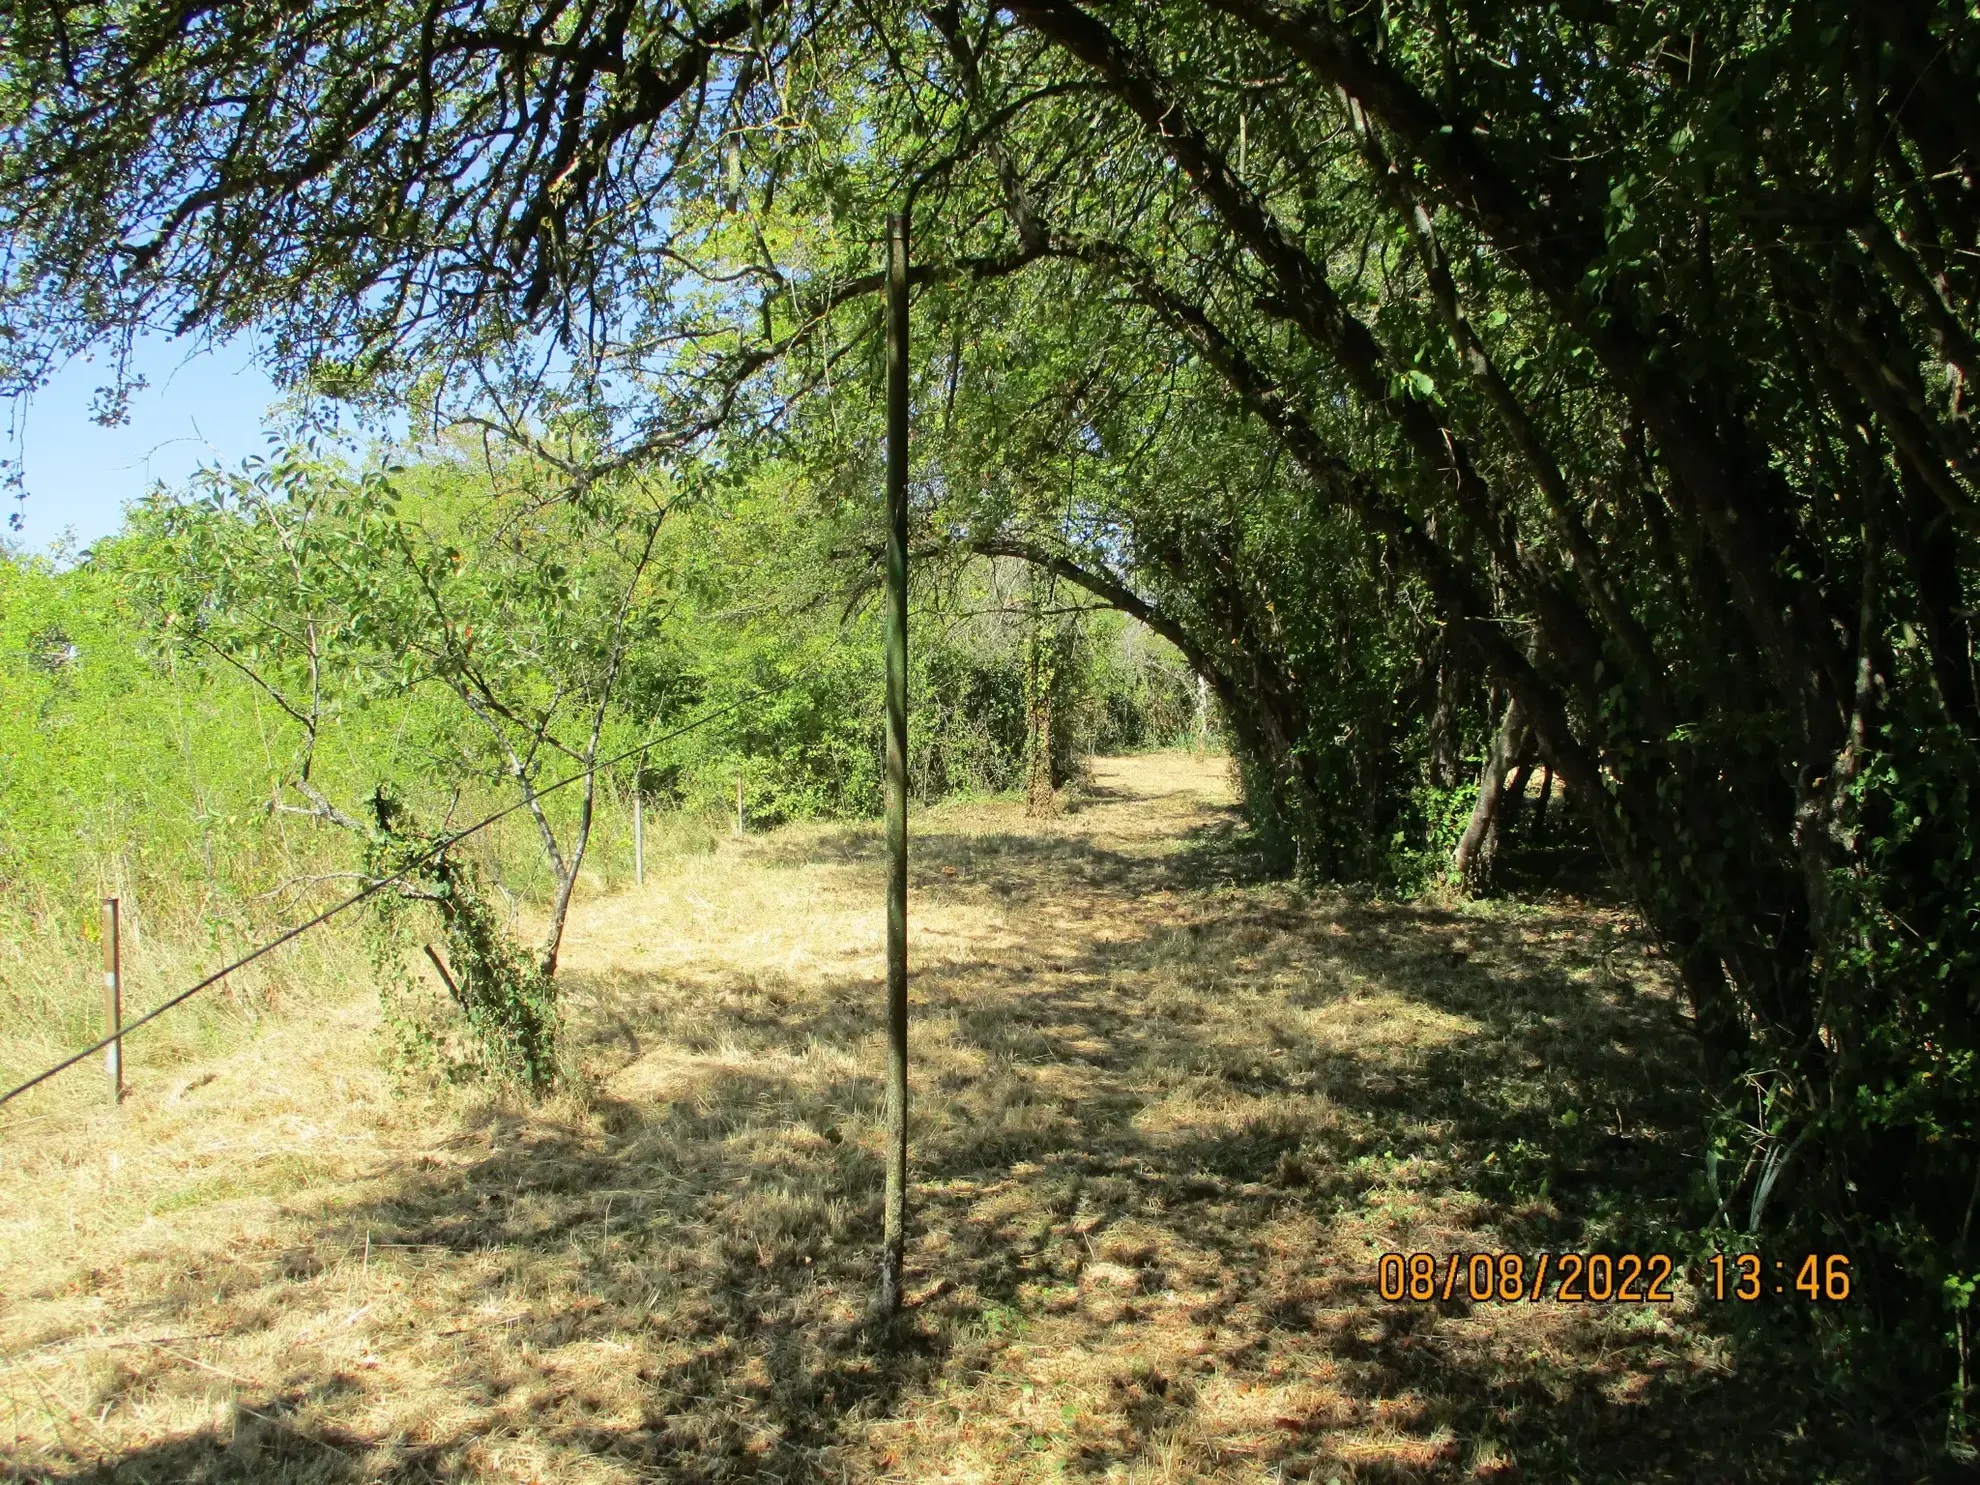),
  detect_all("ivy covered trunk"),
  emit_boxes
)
[1024,681,1055,817]
[1022,571,1060,818]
